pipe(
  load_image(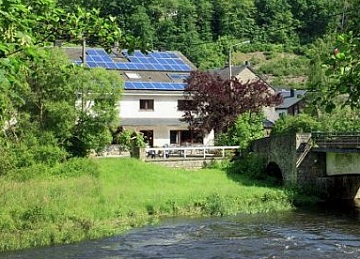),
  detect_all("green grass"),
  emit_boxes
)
[0,158,294,252]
